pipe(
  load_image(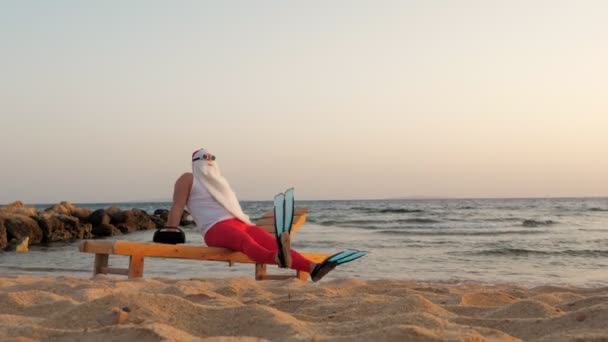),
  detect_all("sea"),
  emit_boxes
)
[1,198,607,287]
